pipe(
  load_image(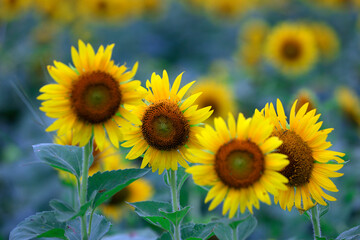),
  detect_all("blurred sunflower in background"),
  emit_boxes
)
[0,0,31,21]
[262,99,345,211]
[264,22,318,77]
[189,79,236,124]
[101,178,154,222]
[236,19,269,71]
[54,131,123,185]
[309,22,340,62]
[335,86,360,125]
[33,0,75,23]
[293,89,317,114]
[186,112,289,217]
[203,0,255,19]
[38,40,146,150]
[122,70,213,174]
